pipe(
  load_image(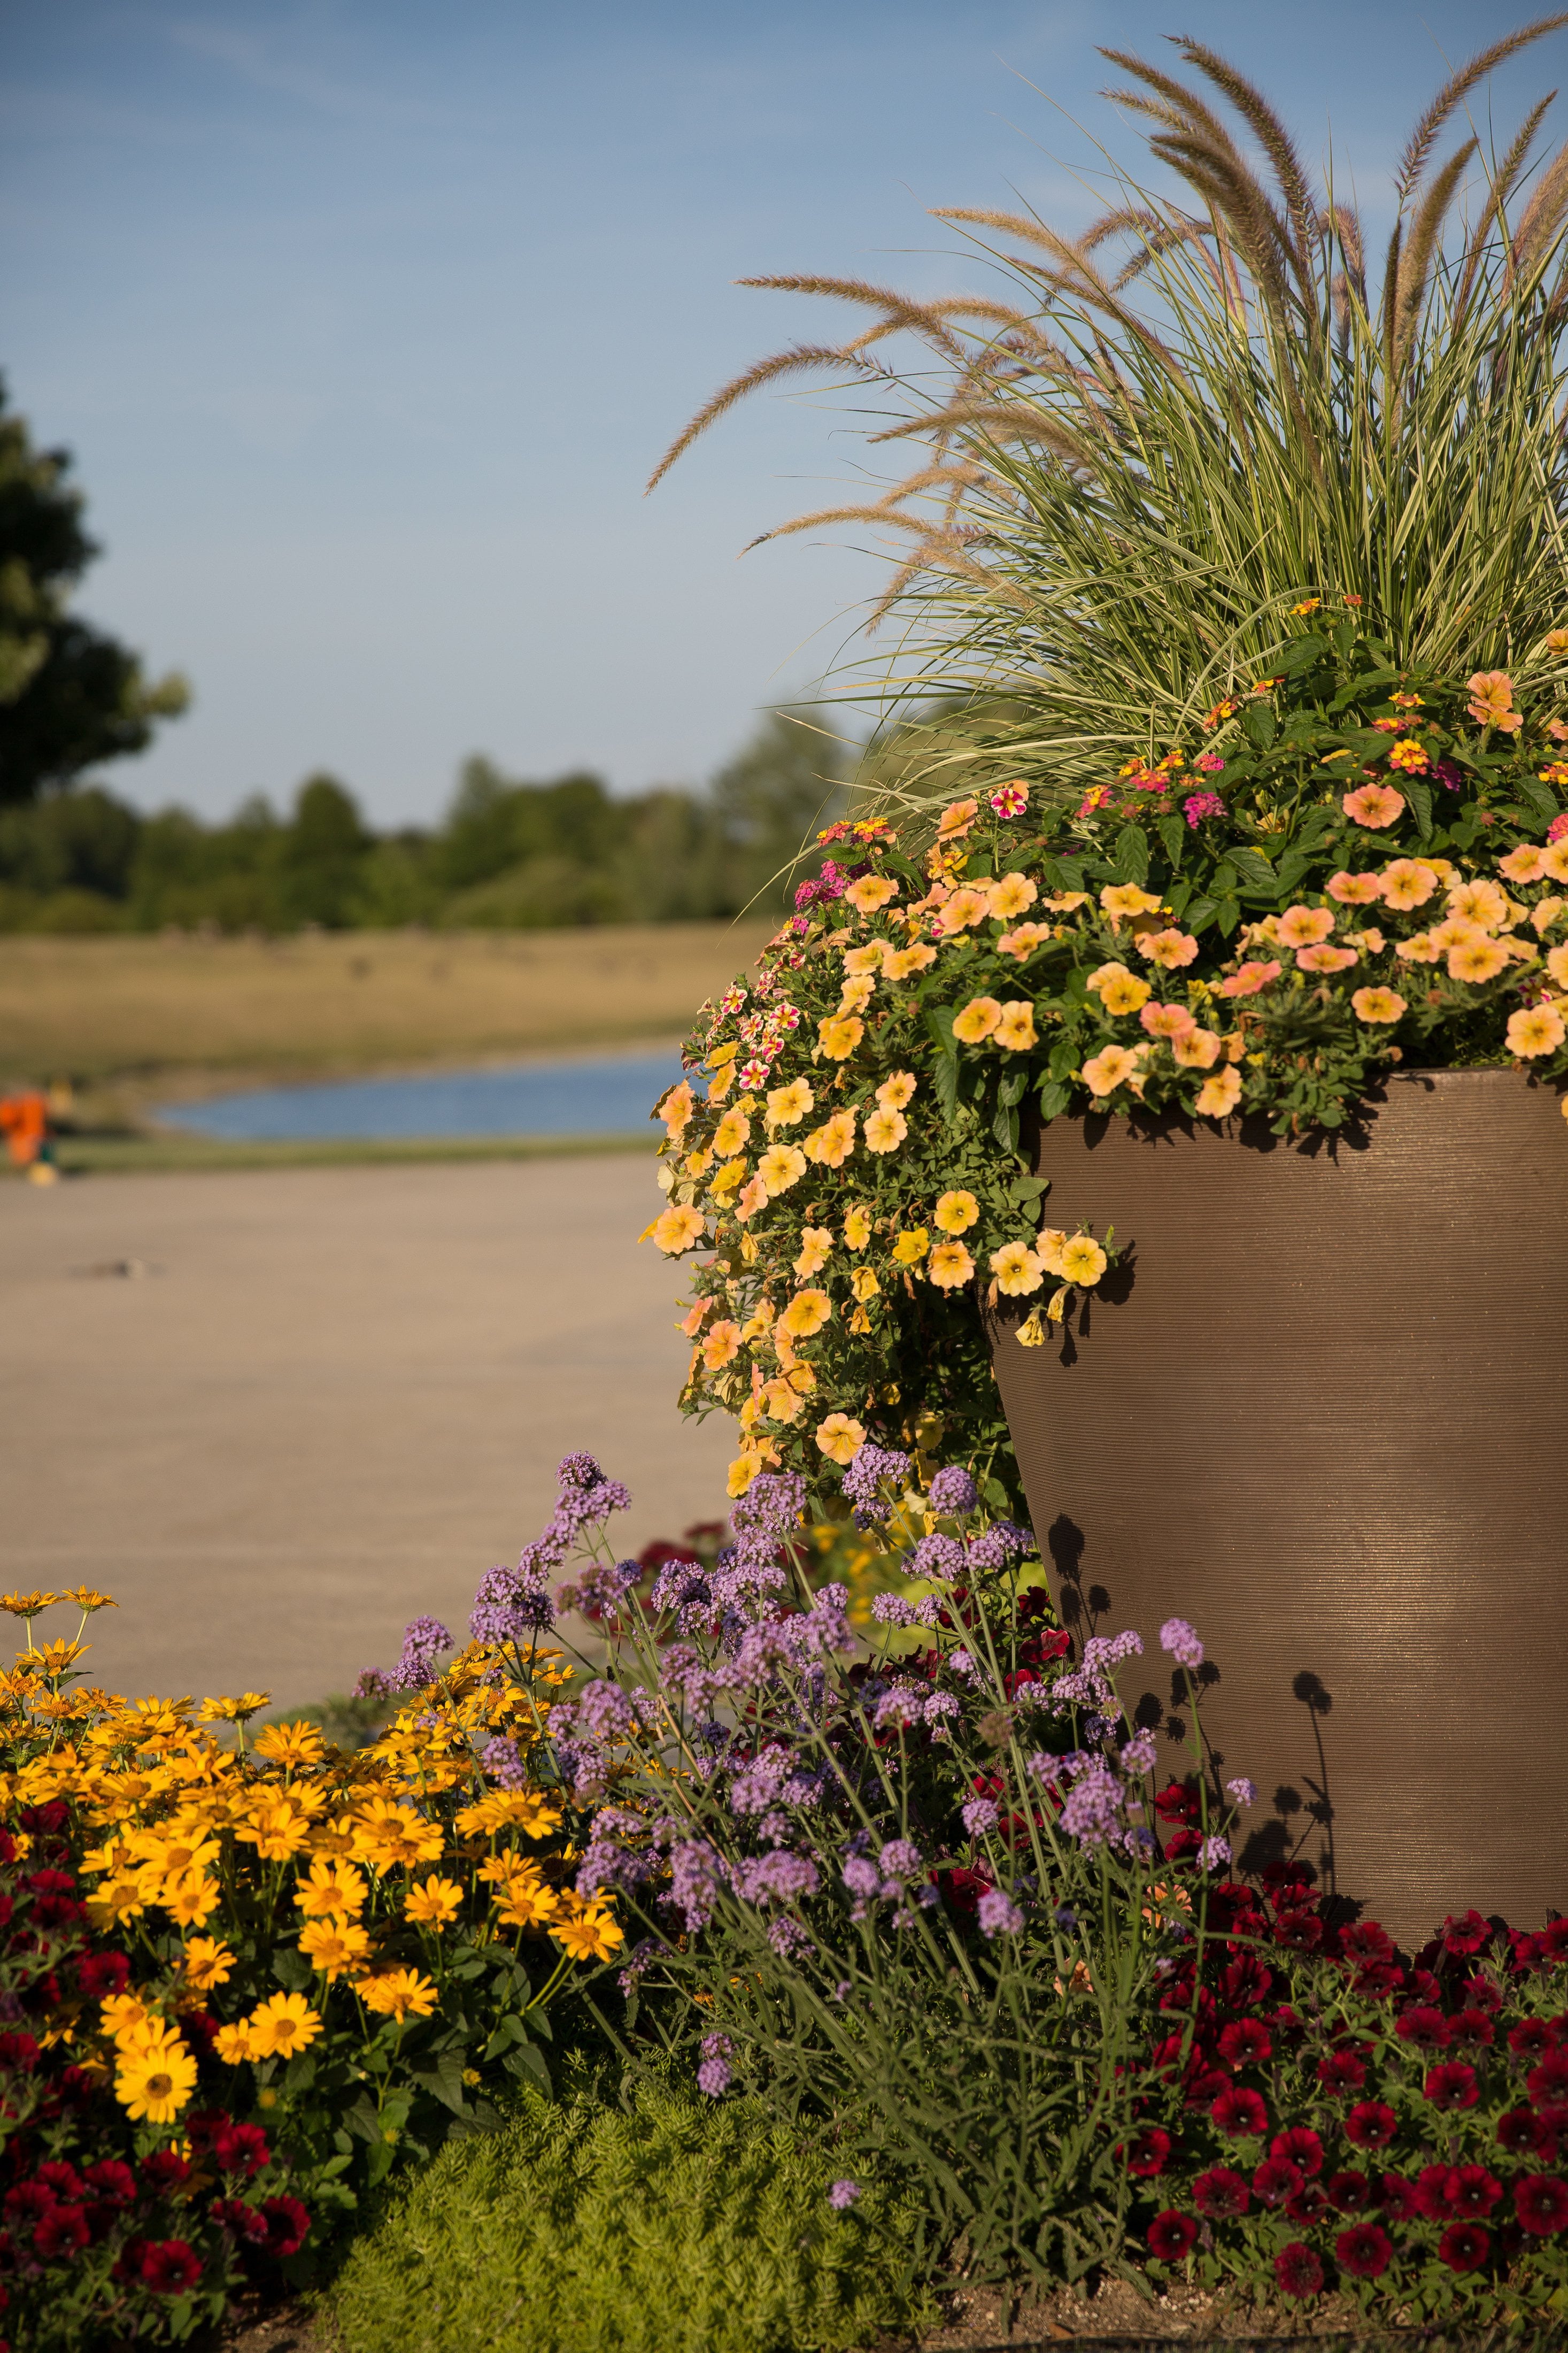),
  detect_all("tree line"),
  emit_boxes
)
[0,720,852,934]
